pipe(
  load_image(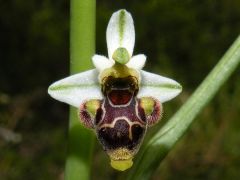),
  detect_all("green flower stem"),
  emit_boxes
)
[65,0,96,180]
[127,35,240,180]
